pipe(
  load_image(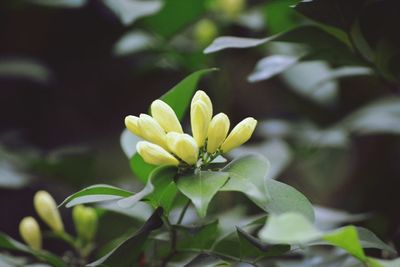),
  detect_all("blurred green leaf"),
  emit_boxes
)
[247,55,300,82]
[103,0,163,26]
[176,171,229,217]
[368,258,400,267]
[60,185,133,208]
[220,154,271,210]
[184,254,230,267]
[294,0,364,31]
[0,233,66,267]
[265,179,315,222]
[113,31,155,56]
[0,59,52,84]
[129,153,156,183]
[259,213,322,244]
[356,227,397,255]
[87,208,163,267]
[27,0,87,8]
[143,0,207,38]
[264,0,299,34]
